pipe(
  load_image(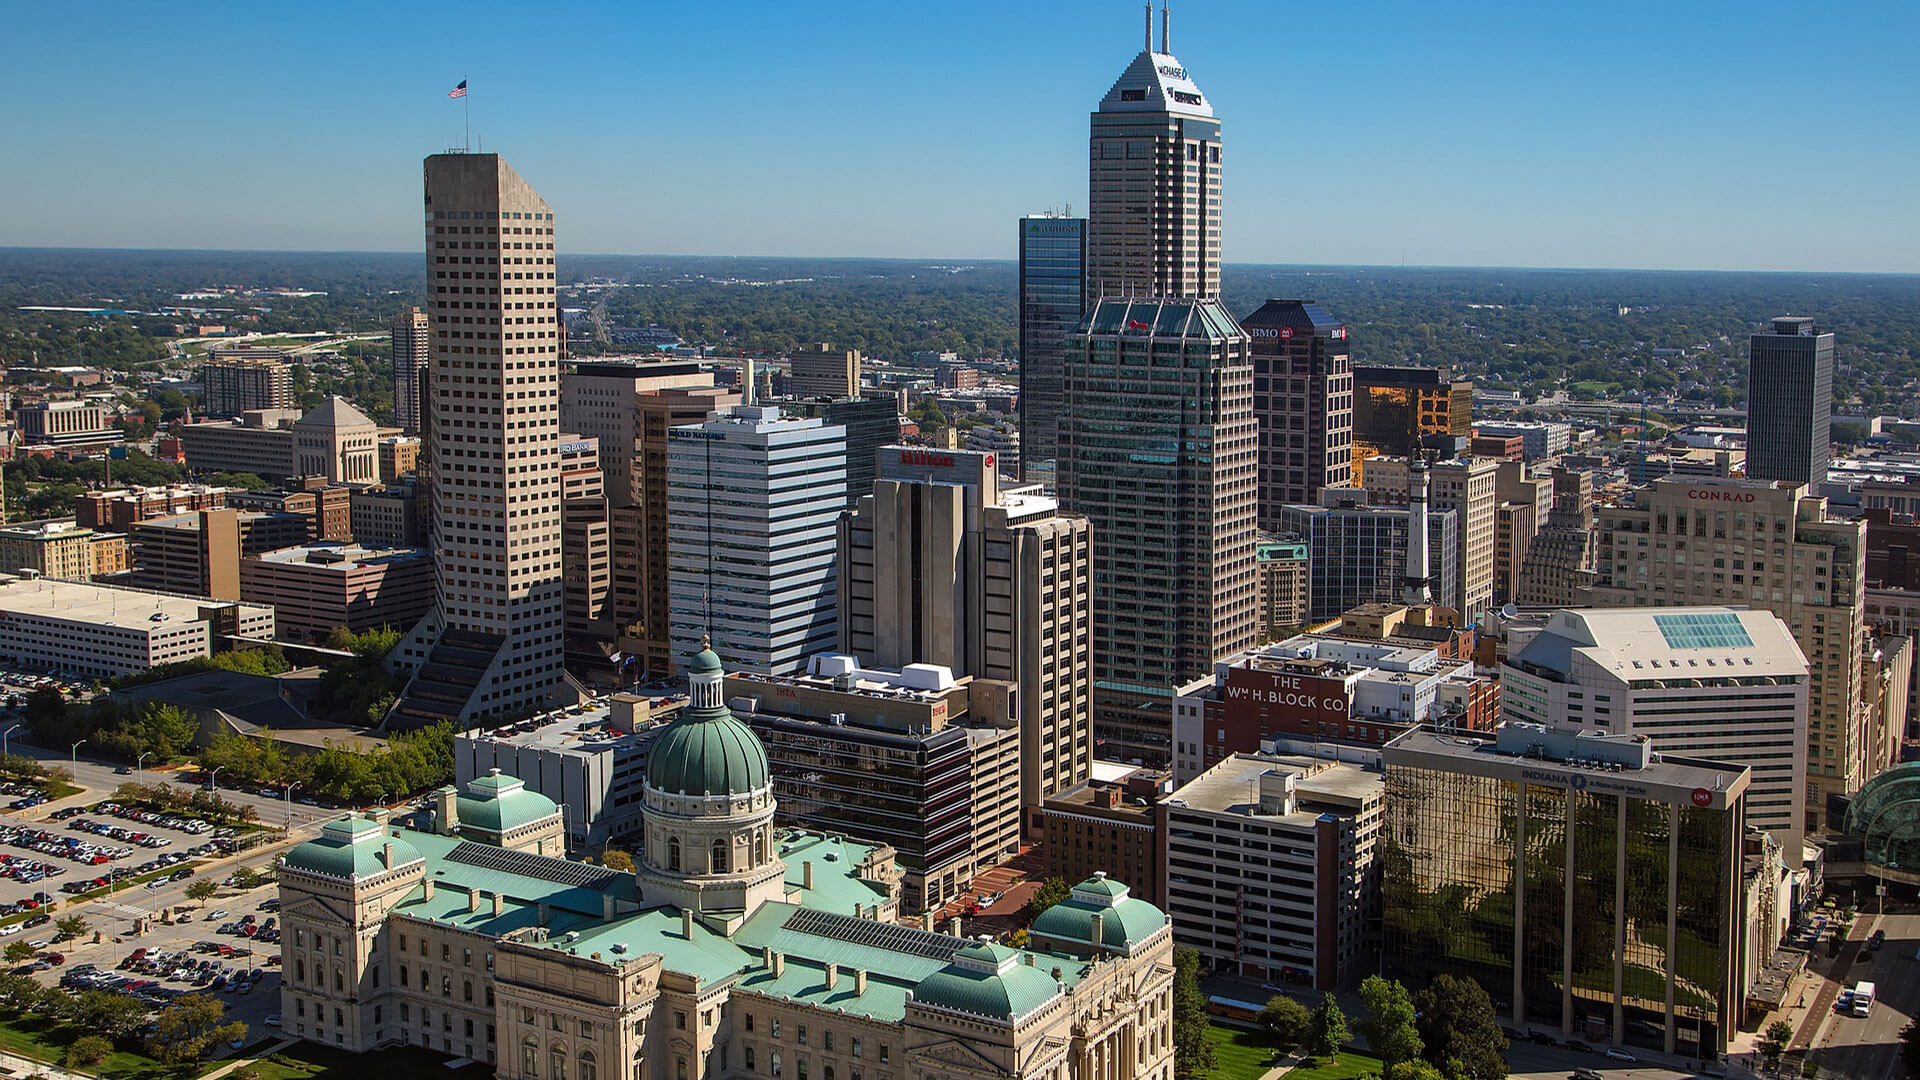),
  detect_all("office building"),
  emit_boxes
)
[1087,10,1221,300]
[1357,455,1499,620]
[200,350,294,416]
[0,519,125,581]
[1038,766,1168,909]
[1492,461,1550,605]
[1350,367,1471,474]
[786,344,862,400]
[279,649,1175,1079]
[558,435,613,655]
[0,575,273,679]
[388,153,568,729]
[16,400,120,447]
[1472,420,1572,460]
[1746,317,1834,489]
[1516,466,1597,607]
[177,409,300,478]
[240,543,435,642]
[380,436,422,483]
[125,508,311,601]
[839,447,1093,830]
[1163,752,1384,992]
[560,360,741,678]
[1172,633,1497,782]
[782,395,901,510]
[392,307,429,433]
[1501,607,1810,854]
[1279,494,1457,622]
[1060,298,1258,764]
[1016,213,1086,480]
[228,485,353,543]
[963,424,1020,481]
[1382,723,1750,1057]
[1254,538,1308,639]
[77,485,232,530]
[667,406,845,675]
[727,656,1022,914]
[1239,299,1353,519]
[1589,477,1867,827]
